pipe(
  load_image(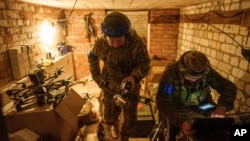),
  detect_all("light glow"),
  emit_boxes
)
[39,21,56,52]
